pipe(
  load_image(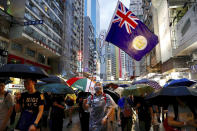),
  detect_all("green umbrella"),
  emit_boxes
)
[122,85,153,97]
